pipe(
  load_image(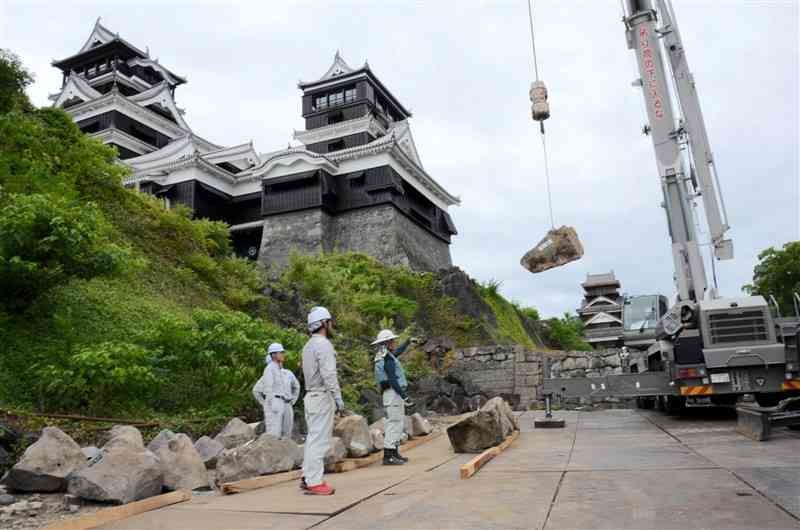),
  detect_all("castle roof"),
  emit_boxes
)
[52,19,186,85]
